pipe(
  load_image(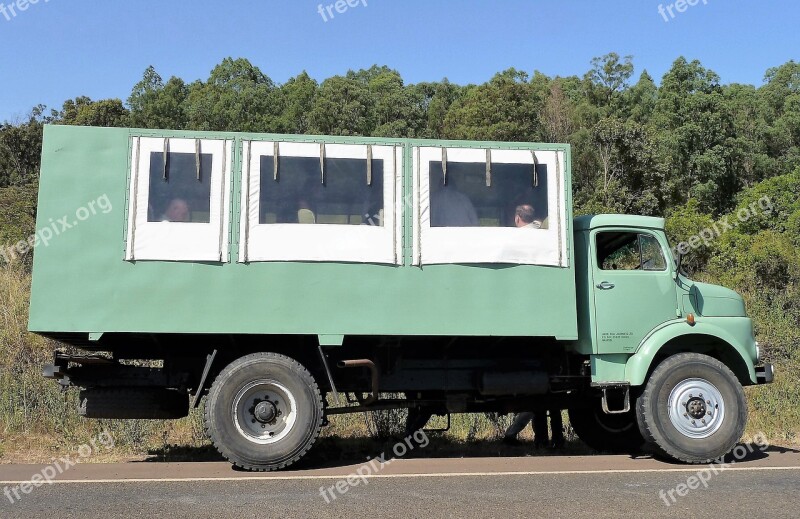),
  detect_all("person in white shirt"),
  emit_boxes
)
[514,204,542,229]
